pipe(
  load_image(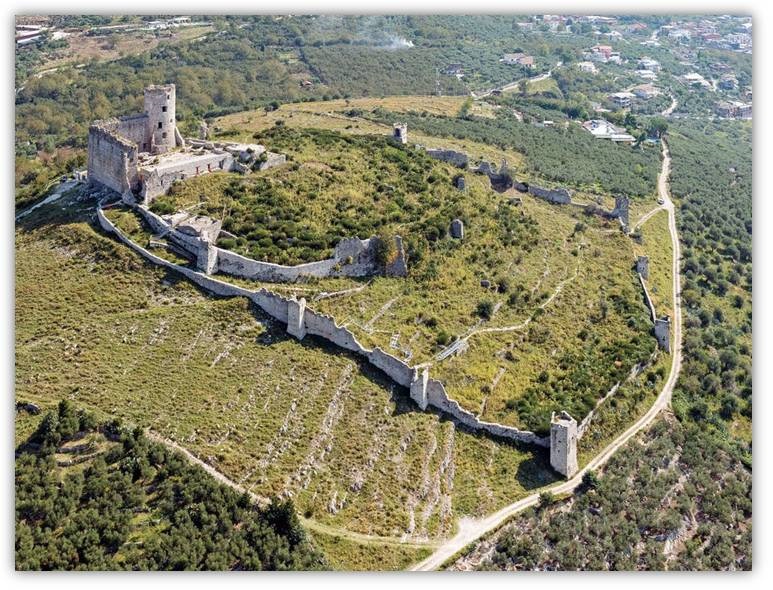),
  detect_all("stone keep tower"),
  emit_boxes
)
[144,84,177,154]
[550,411,578,478]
